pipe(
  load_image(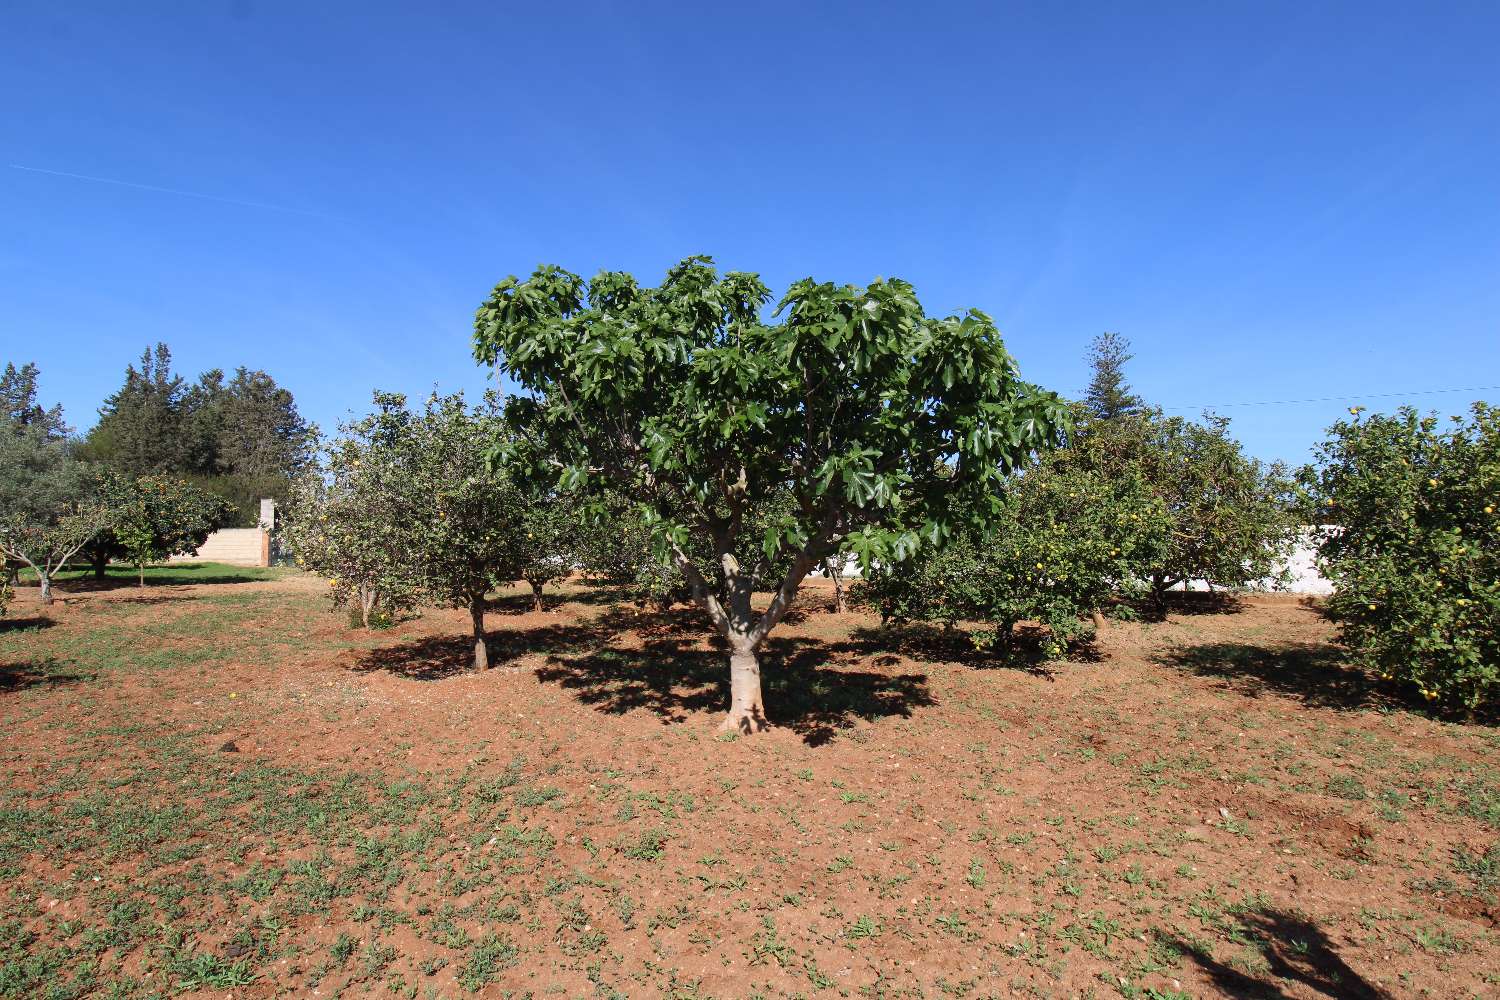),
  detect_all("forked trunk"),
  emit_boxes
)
[528,580,544,614]
[39,573,53,606]
[719,647,768,735]
[470,596,489,671]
